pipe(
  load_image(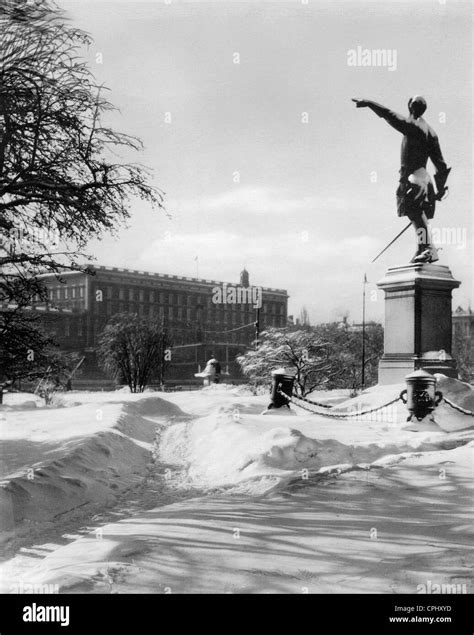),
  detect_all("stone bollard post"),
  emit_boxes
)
[268,368,296,410]
[399,369,443,422]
